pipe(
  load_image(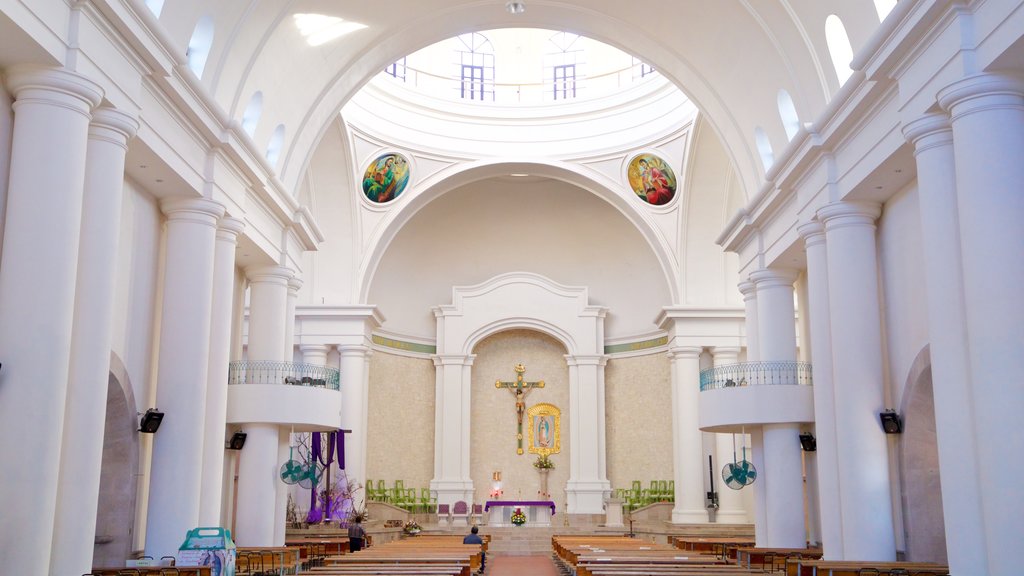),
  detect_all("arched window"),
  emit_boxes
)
[545,32,583,100]
[825,15,854,85]
[873,0,897,22]
[144,0,165,18]
[241,91,263,138]
[186,16,215,78]
[265,124,285,168]
[755,127,774,171]
[777,89,800,141]
[455,32,495,101]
